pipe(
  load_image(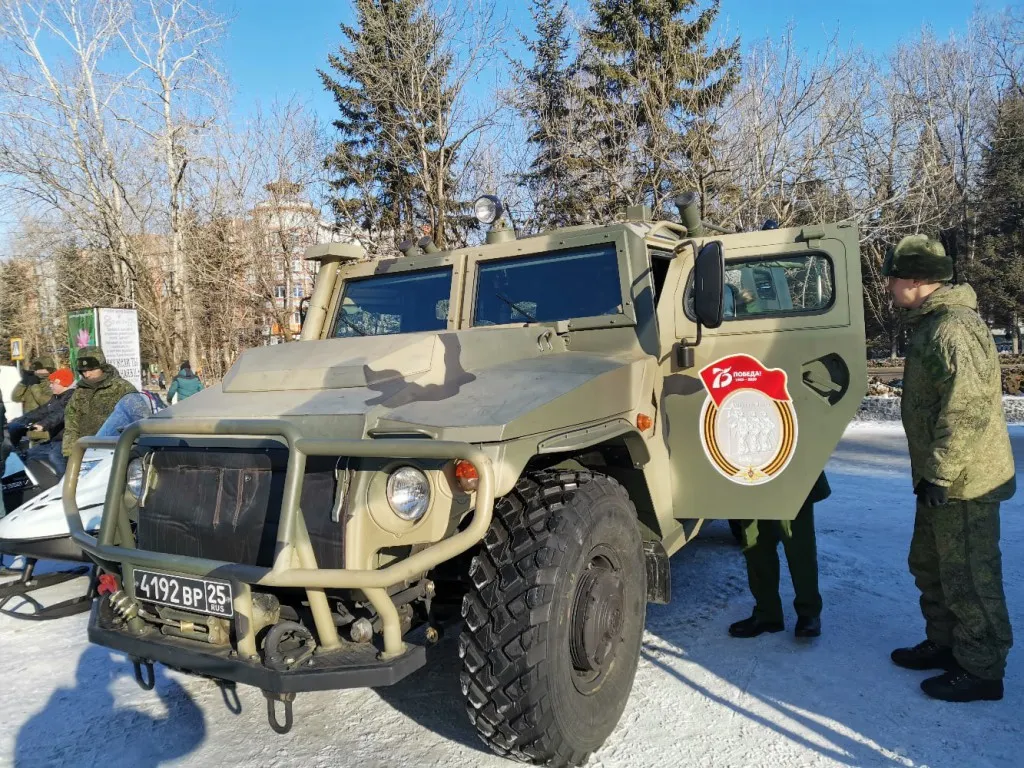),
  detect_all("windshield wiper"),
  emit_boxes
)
[336,312,367,336]
[495,292,537,322]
